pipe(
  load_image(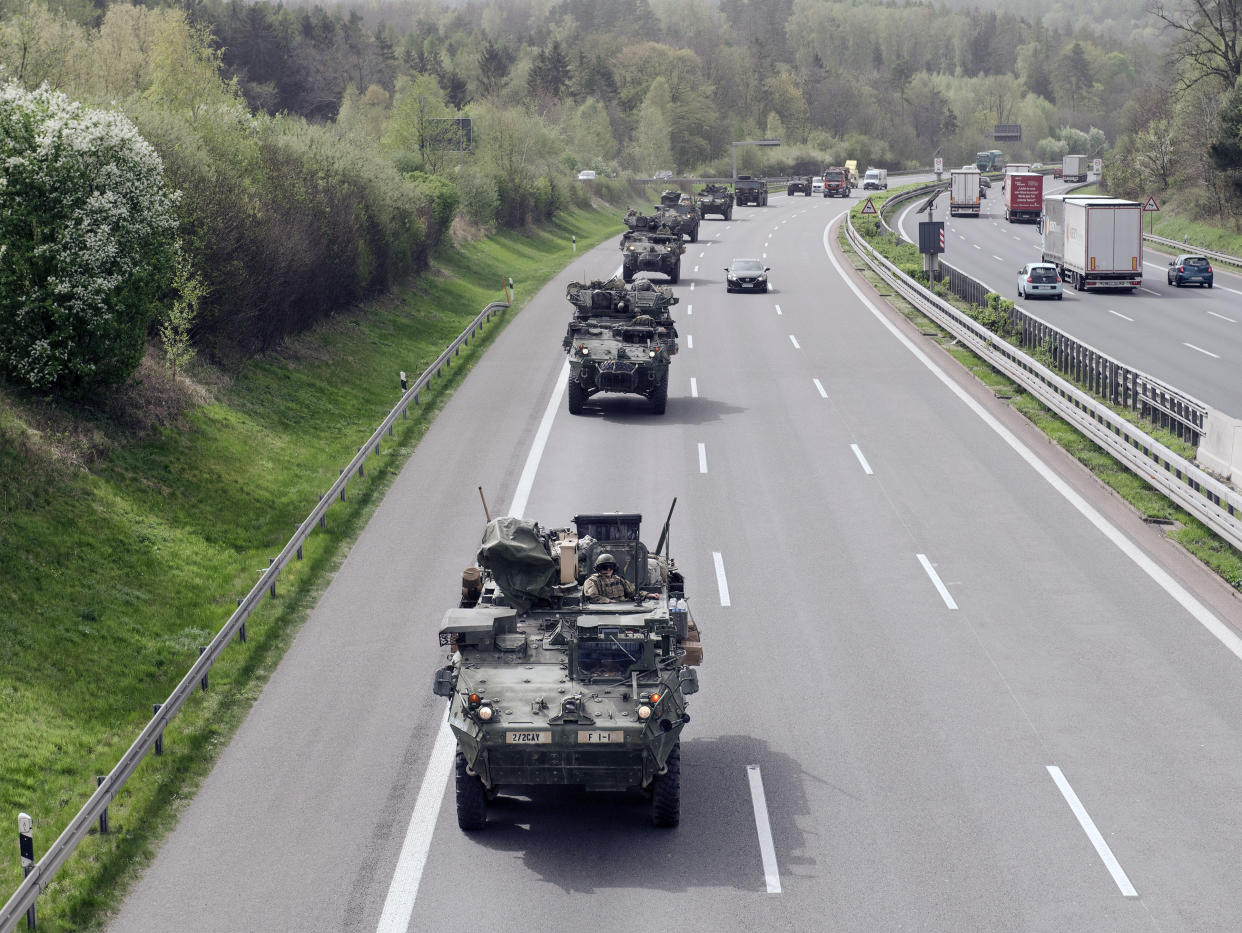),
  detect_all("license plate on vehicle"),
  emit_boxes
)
[742,282,754,287]
[505,731,551,744]
[577,731,624,743]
